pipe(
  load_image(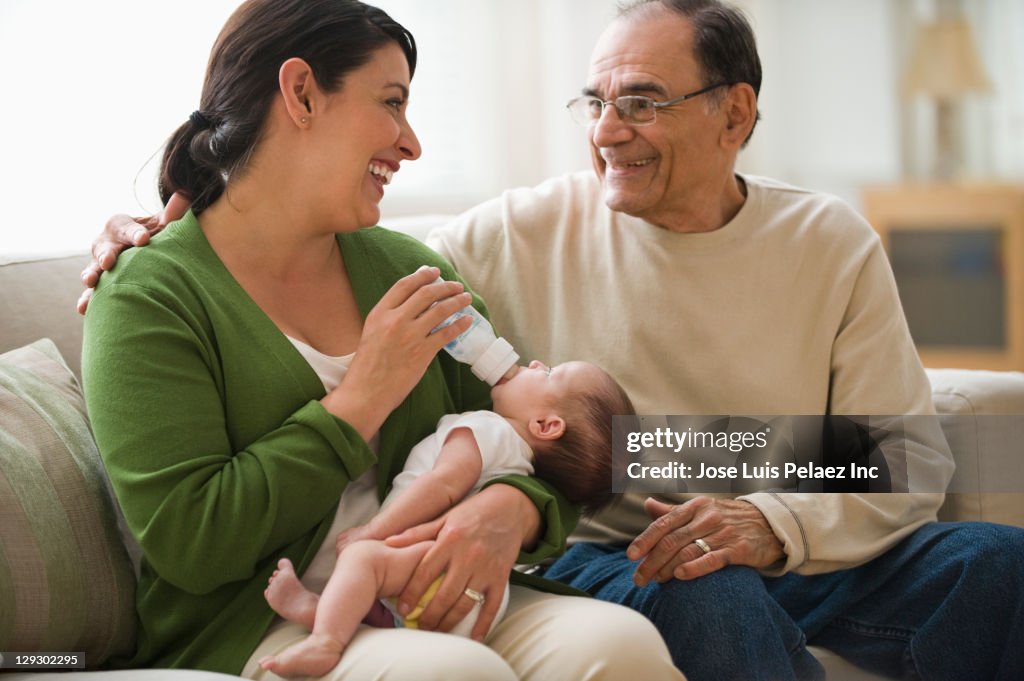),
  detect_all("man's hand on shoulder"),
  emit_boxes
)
[627,496,785,585]
[77,192,191,315]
